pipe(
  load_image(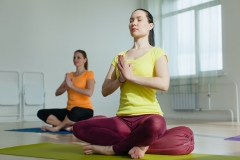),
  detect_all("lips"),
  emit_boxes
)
[131,28,138,31]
